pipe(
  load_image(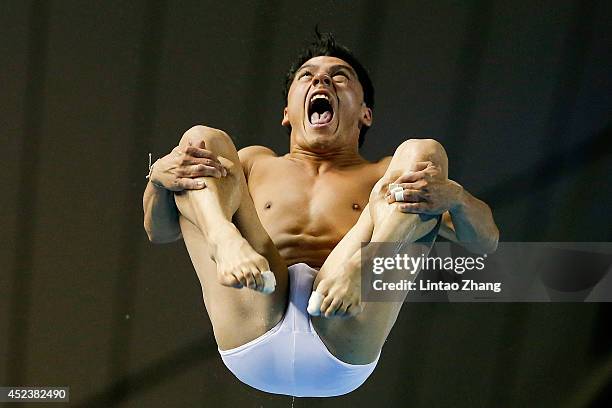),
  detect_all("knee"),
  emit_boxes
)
[369,177,392,202]
[396,138,445,158]
[179,125,235,152]
[397,138,448,175]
